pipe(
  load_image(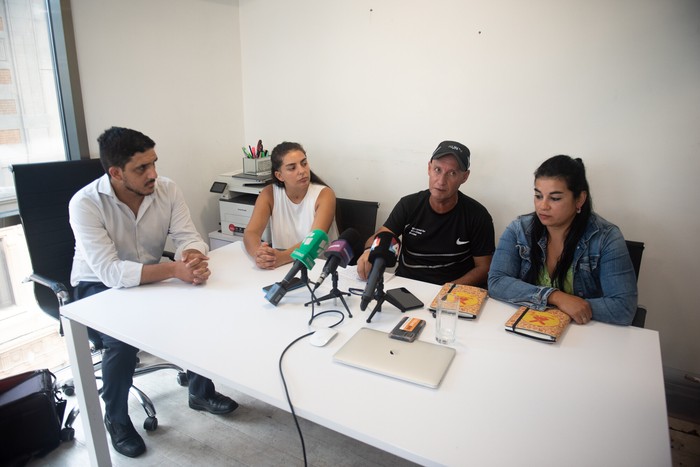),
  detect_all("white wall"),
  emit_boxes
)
[70,0,244,238]
[238,0,700,374]
[69,0,700,374]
